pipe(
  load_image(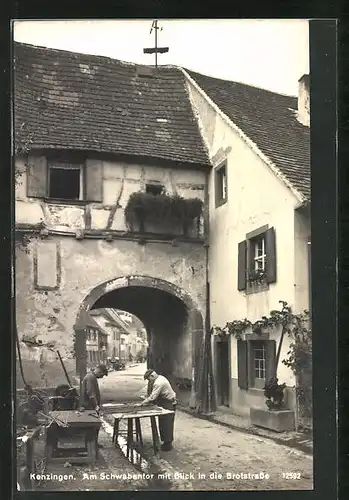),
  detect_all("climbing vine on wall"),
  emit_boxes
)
[15,221,47,254]
[14,123,42,254]
[213,301,312,377]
